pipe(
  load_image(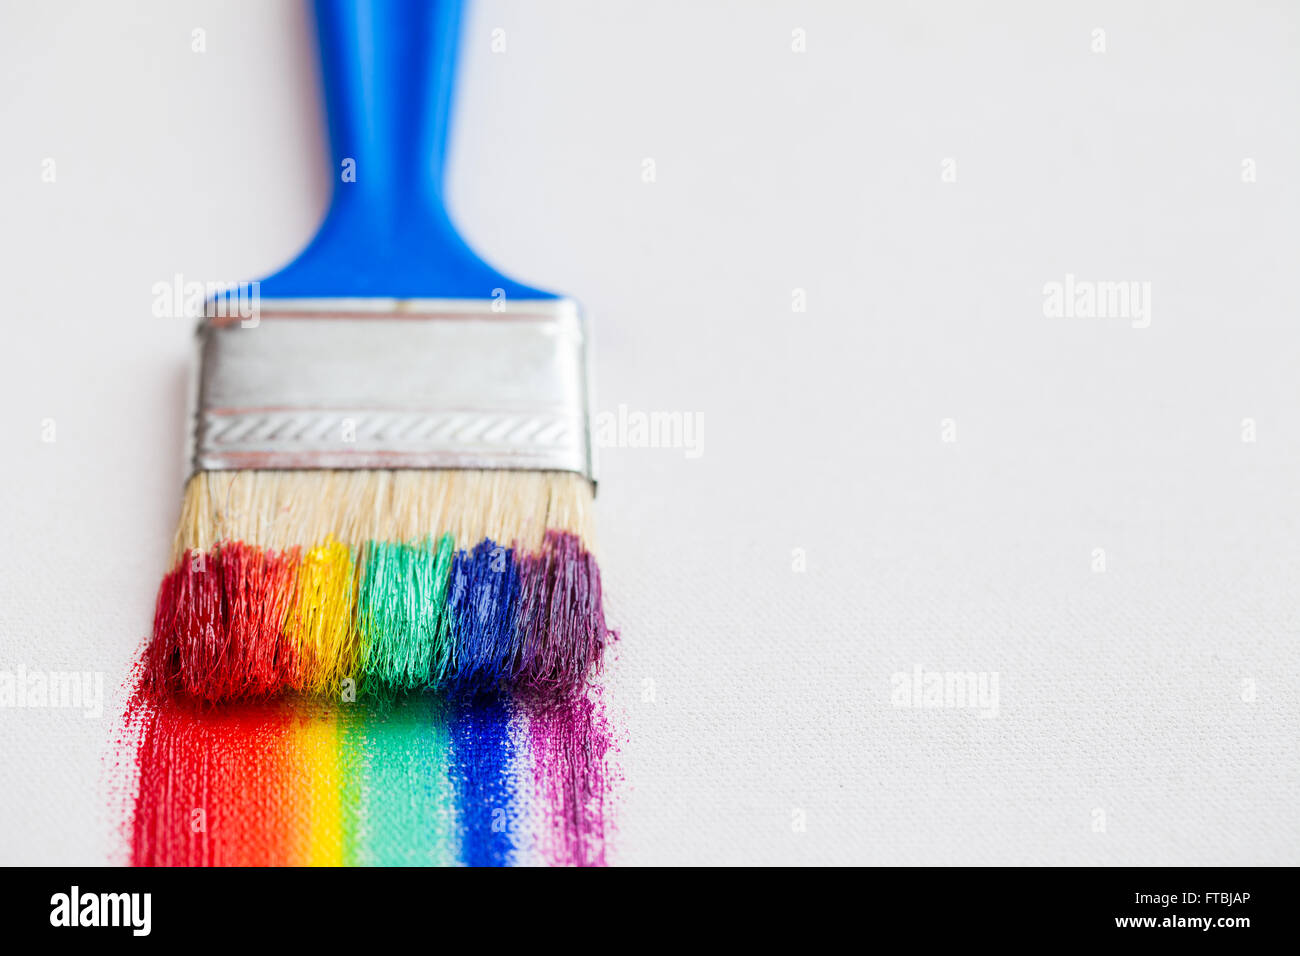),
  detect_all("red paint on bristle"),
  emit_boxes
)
[144,554,221,700]
[145,543,302,702]
[179,551,224,699]
[219,544,301,698]
[143,564,182,699]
